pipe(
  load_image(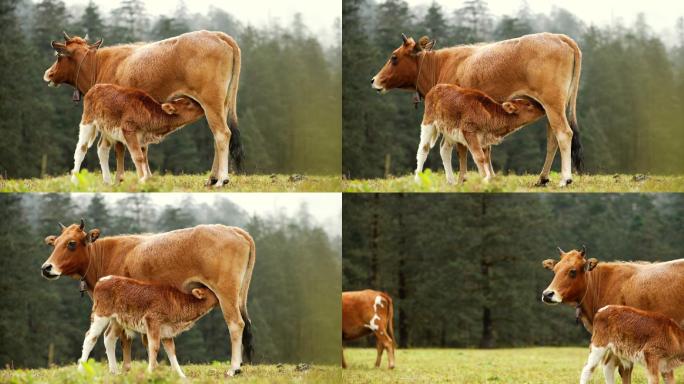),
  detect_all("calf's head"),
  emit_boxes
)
[502,98,545,123]
[42,219,100,280]
[161,97,204,120]
[43,32,102,88]
[541,246,598,305]
[191,287,219,307]
[371,34,435,93]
